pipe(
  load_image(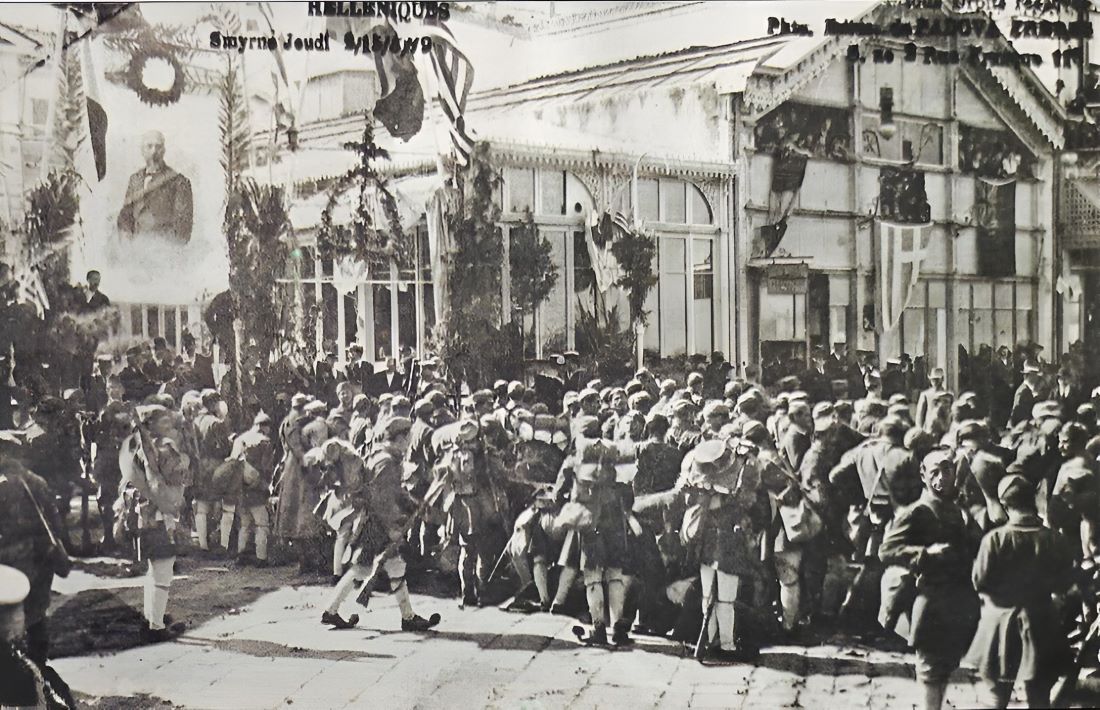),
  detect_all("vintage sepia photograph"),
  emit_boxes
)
[2,0,1100,707]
